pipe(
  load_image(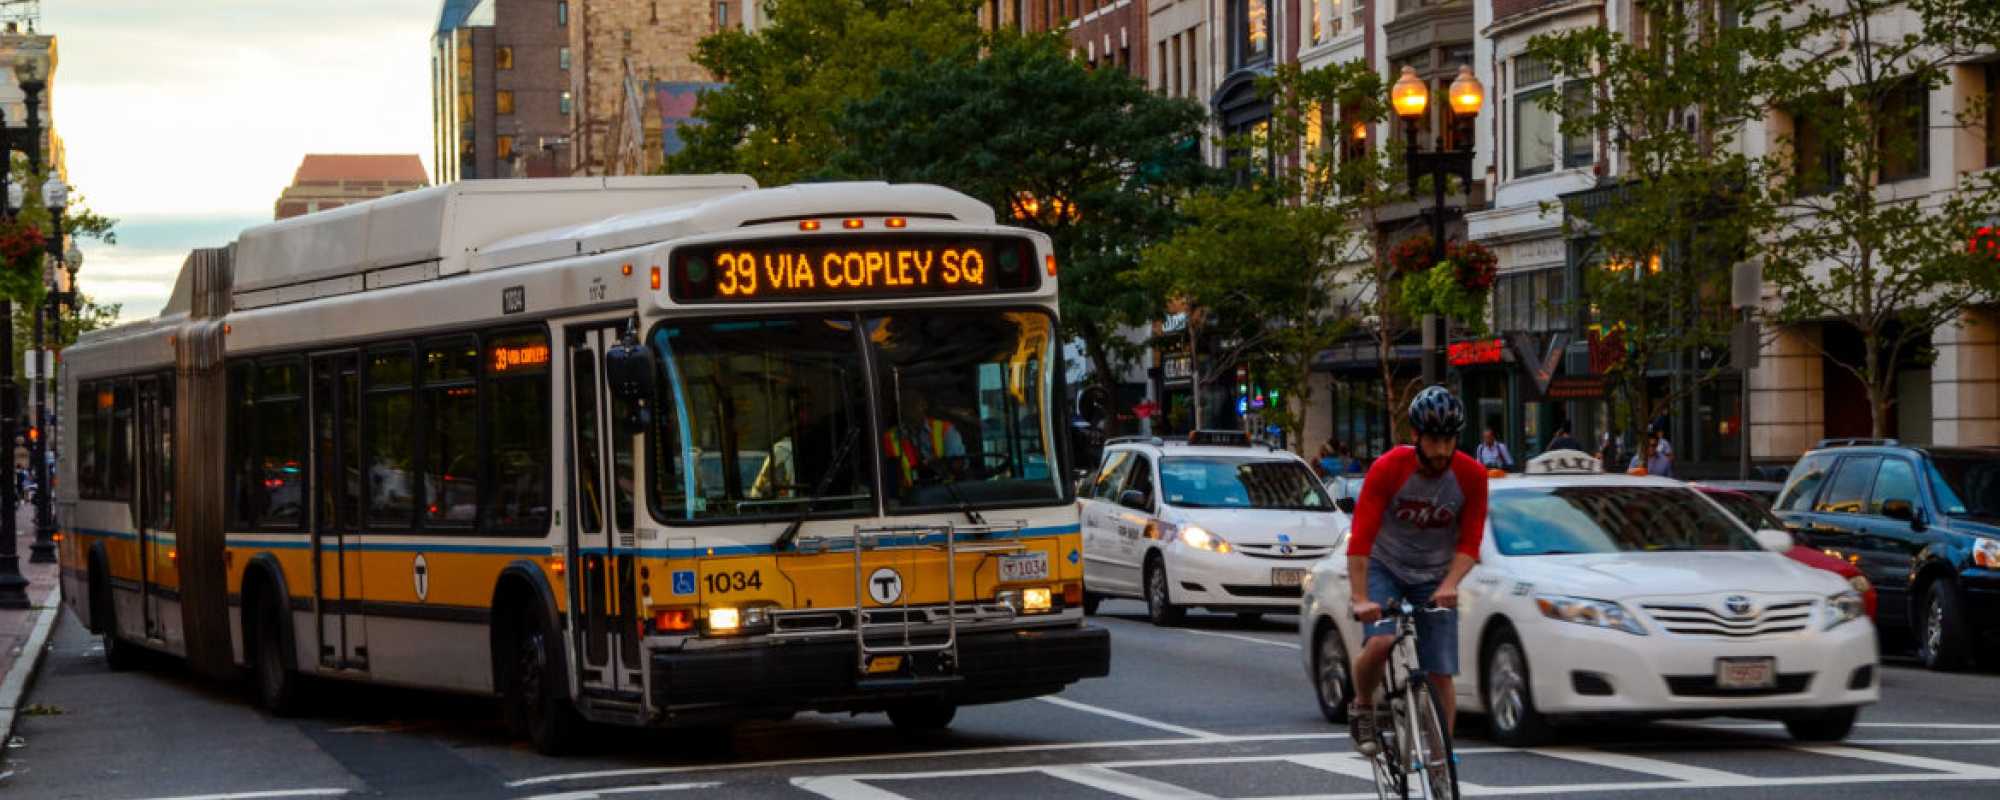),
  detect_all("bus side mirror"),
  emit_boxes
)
[604,340,656,423]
